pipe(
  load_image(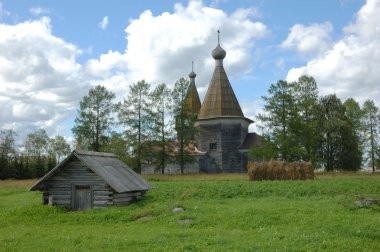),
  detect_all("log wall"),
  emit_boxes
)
[45,157,112,209]
[113,191,145,205]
